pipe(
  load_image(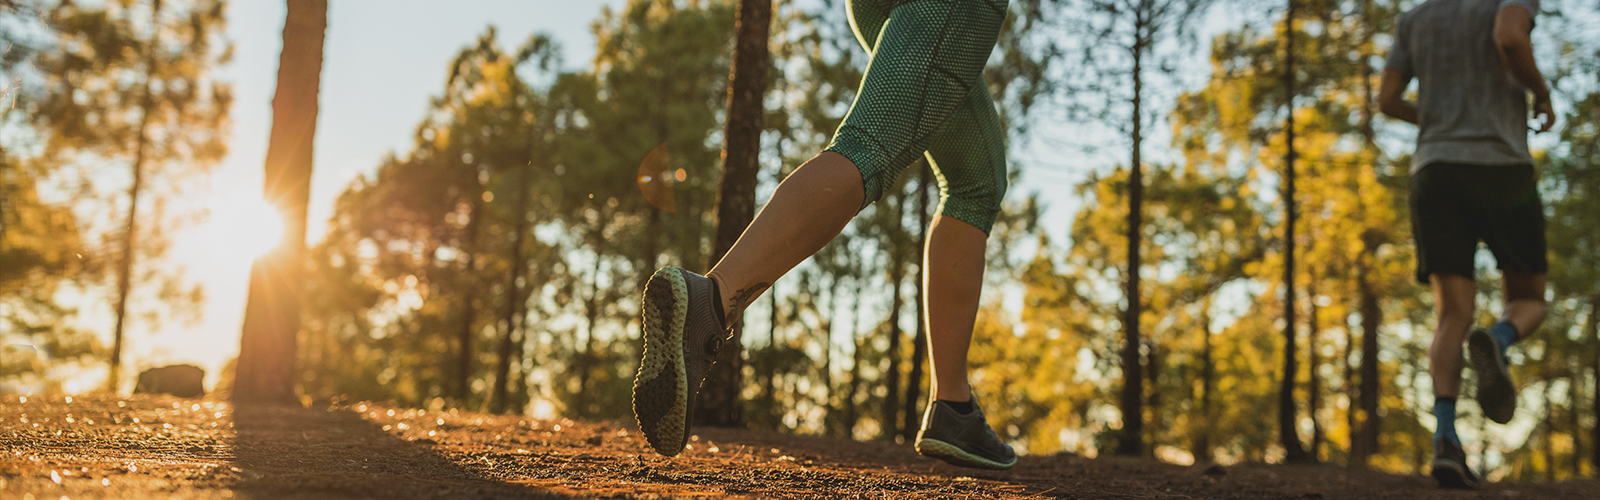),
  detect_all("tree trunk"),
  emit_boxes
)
[1543,380,1556,480]
[842,269,865,437]
[1351,0,1383,467]
[234,0,326,405]
[1344,311,1357,460]
[1355,272,1382,466]
[882,189,907,439]
[491,167,532,414]
[762,291,779,424]
[1308,279,1322,461]
[454,178,485,403]
[108,0,167,393]
[903,165,932,441]
[1117,18,1146,458]
[1590,295,1599,476]
[699,0,772,427]
[576,246,602,414]
[1570,344,1583,478]
[1278,0,1310,463]
[1196,299,1215,462]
